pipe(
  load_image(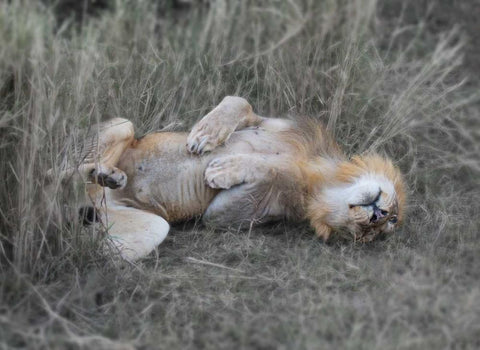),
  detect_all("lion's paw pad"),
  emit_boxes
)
[89,166,127,189]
